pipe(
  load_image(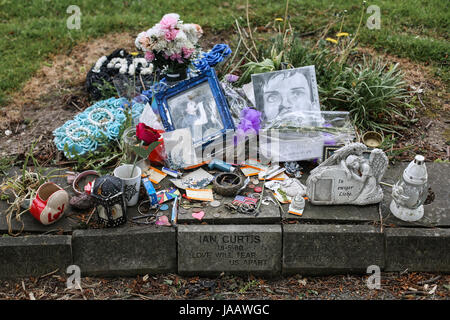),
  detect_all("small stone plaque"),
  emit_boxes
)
[283,224,384,275]
[385,227,450,272]
[178,224,282,276]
